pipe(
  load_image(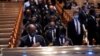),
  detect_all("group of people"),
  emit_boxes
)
[19,0,100,47]
[66,0,100,45]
